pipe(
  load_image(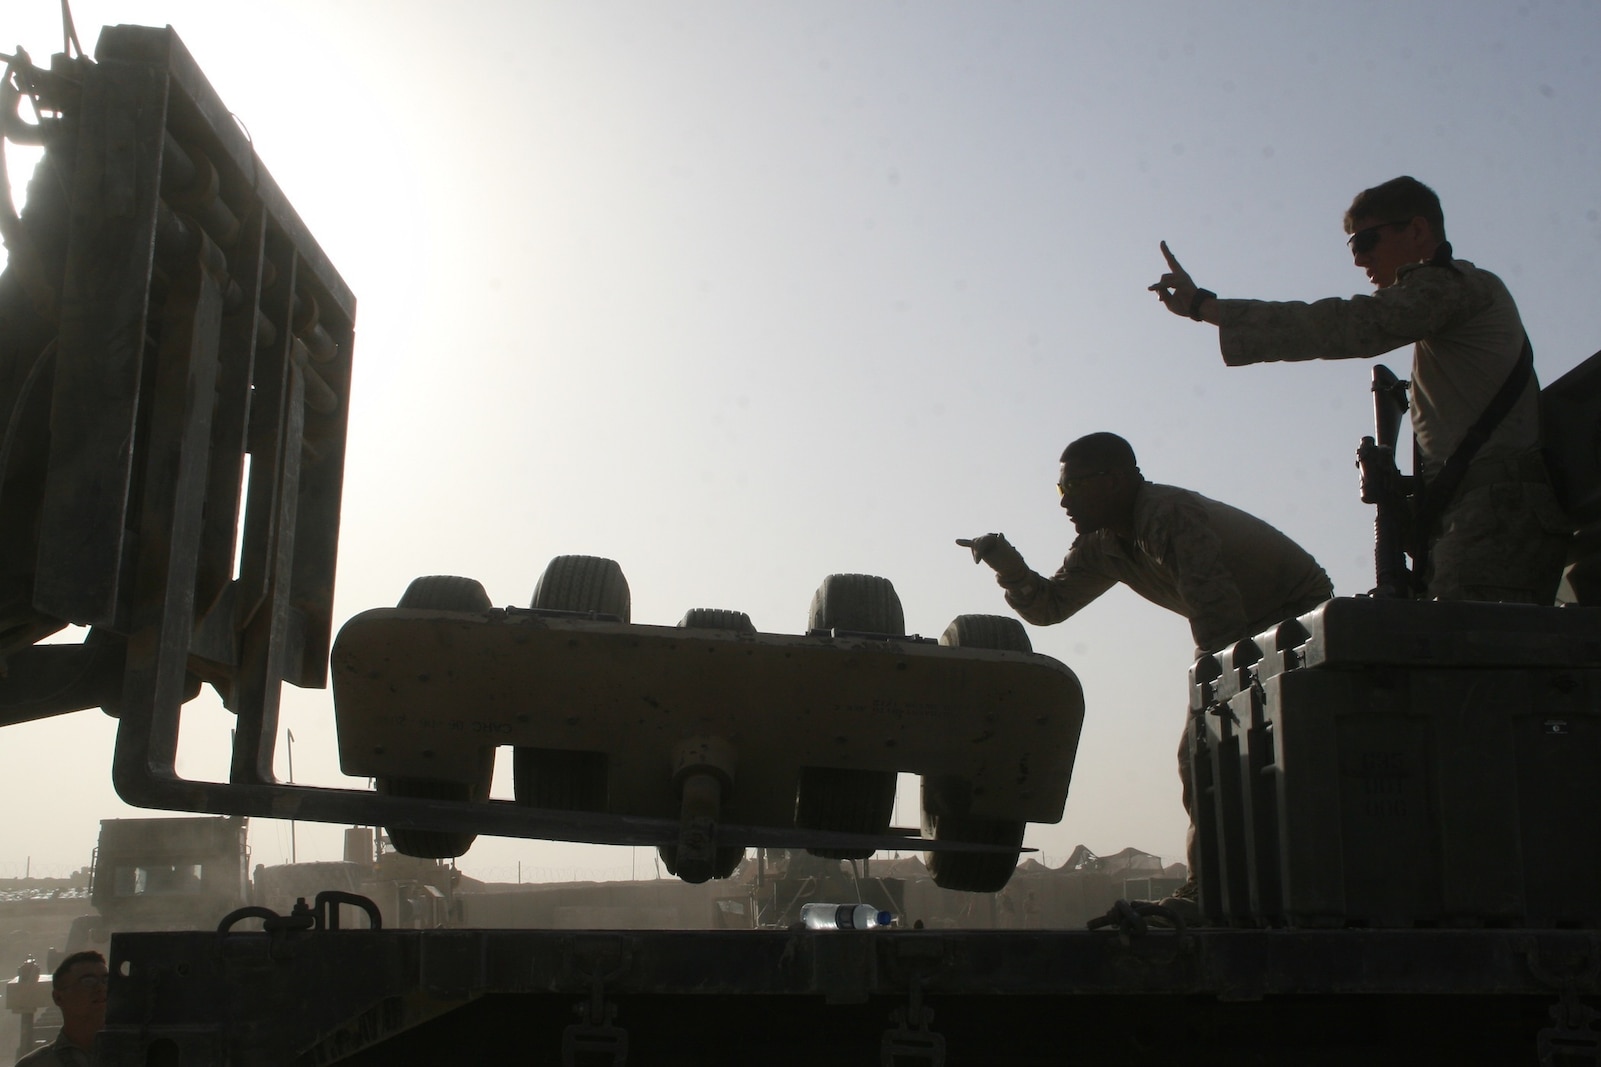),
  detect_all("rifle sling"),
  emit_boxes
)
[1415,334,1535,549]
